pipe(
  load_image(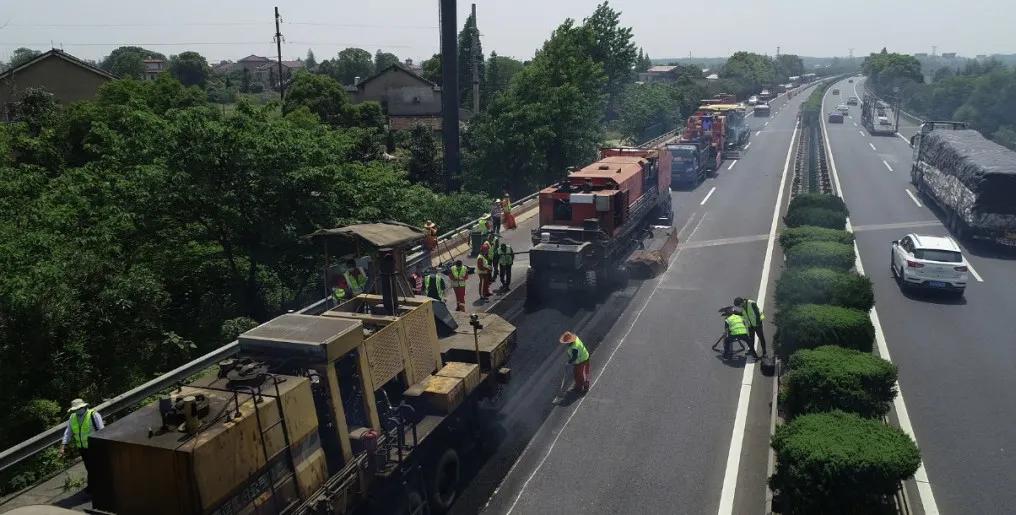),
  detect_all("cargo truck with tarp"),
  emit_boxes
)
[911,122,1016,247]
